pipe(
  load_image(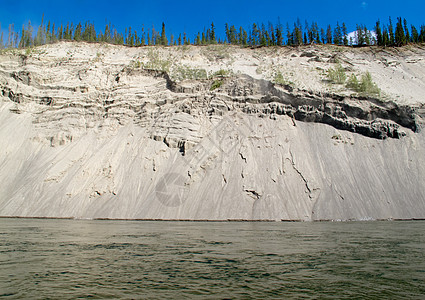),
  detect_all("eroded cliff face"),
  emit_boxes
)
[1,42,425,221]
